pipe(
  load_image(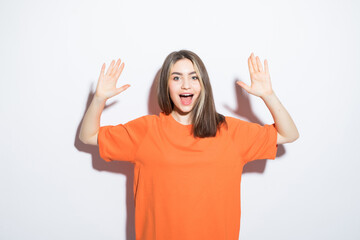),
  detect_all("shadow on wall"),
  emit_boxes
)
[74,69,162,240]
[224,79,285,174]
[75,73,286,240]
[148,69,162,115]
[74,85,136,240]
